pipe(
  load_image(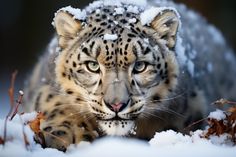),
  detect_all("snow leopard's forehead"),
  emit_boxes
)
[78,5,159,70]
[87,5,141,26]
